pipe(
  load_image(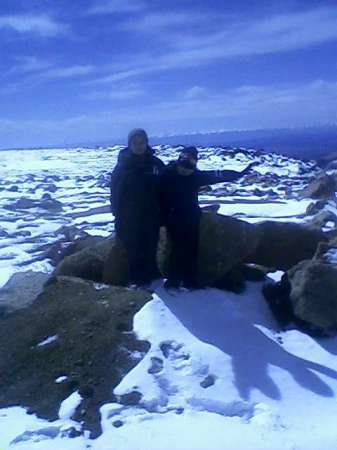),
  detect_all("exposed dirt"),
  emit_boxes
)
[0,275,152,438]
